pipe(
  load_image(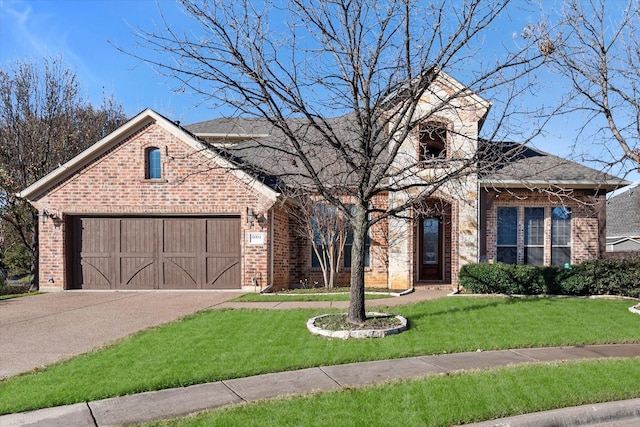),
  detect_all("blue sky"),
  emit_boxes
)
[0,0,210,123]
[3,0,535,125]
[1,0,638,182]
